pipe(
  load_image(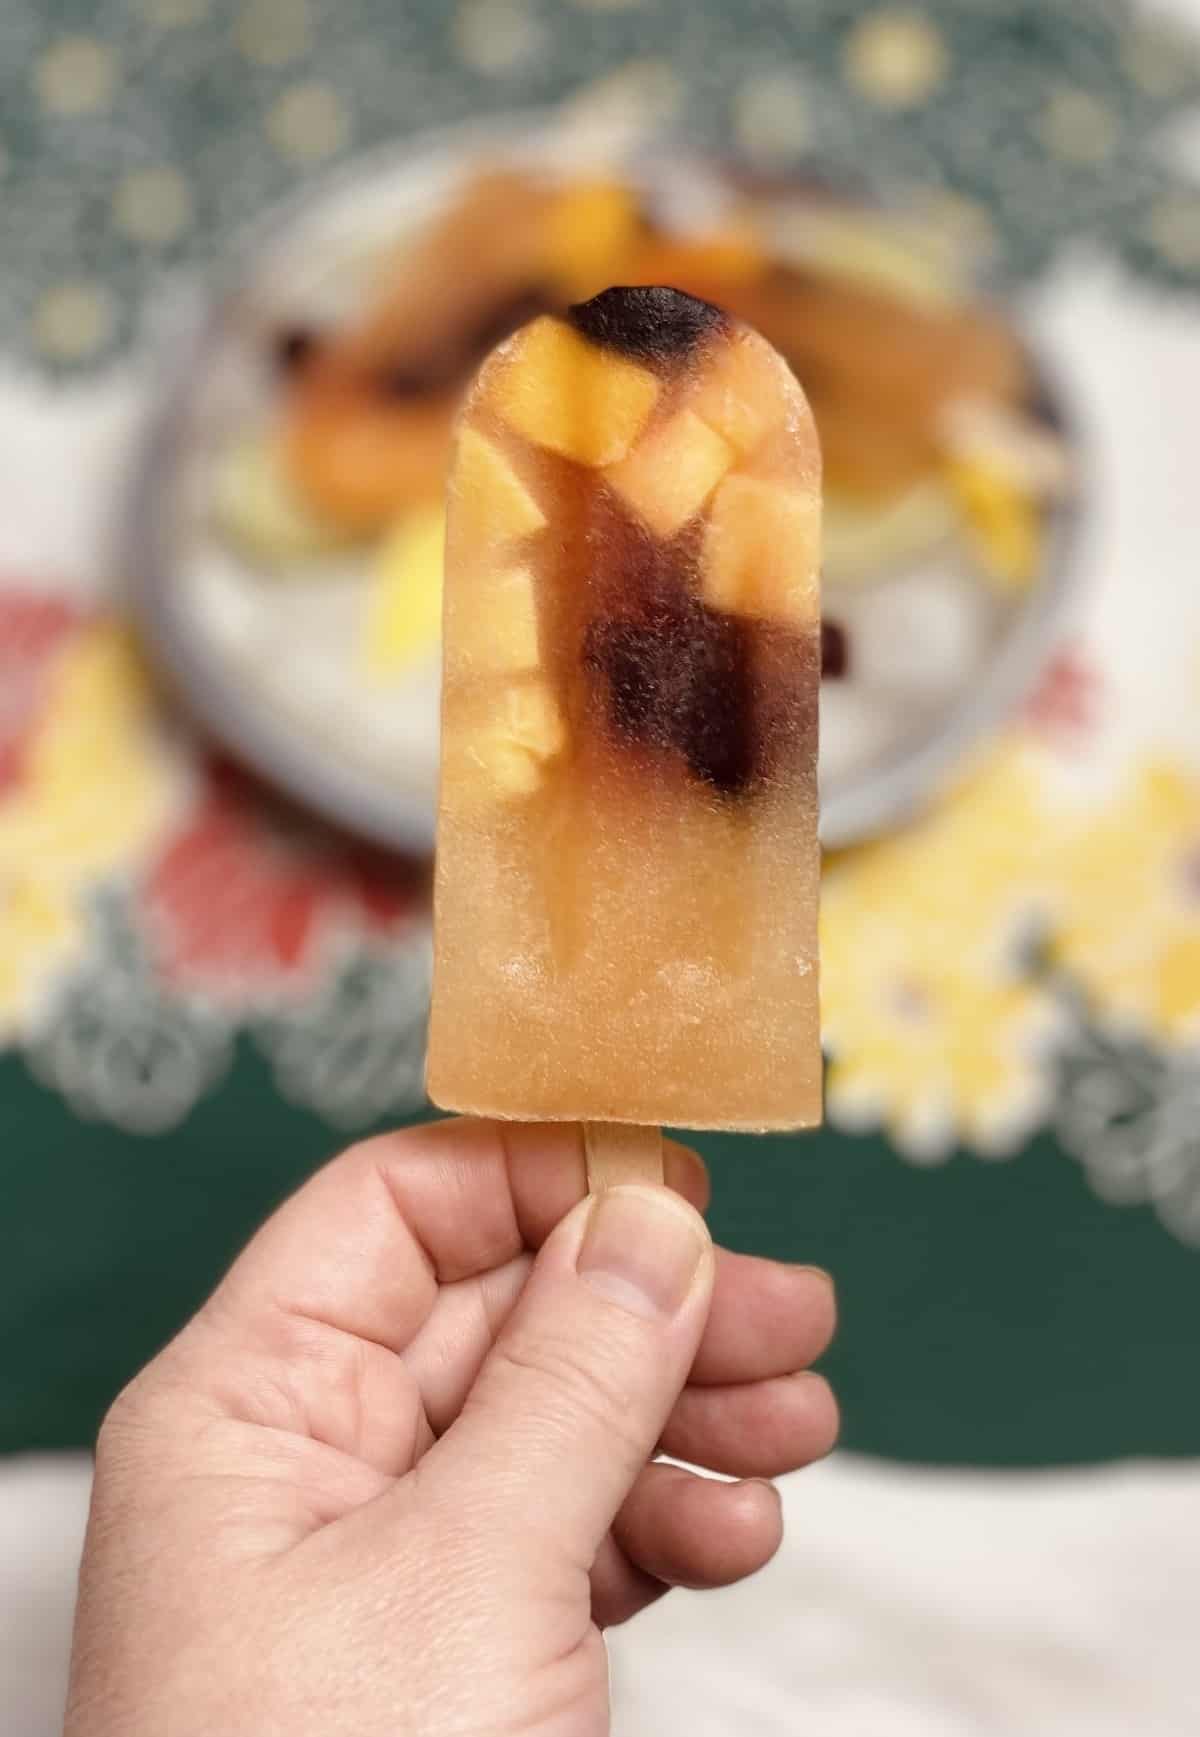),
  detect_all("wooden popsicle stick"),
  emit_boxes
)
[583,1123,664,1192]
